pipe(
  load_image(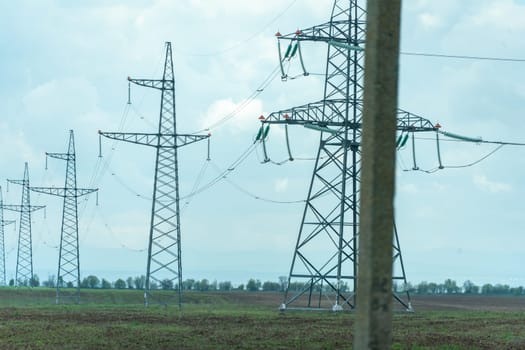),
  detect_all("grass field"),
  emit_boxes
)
[0,288,524,349]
